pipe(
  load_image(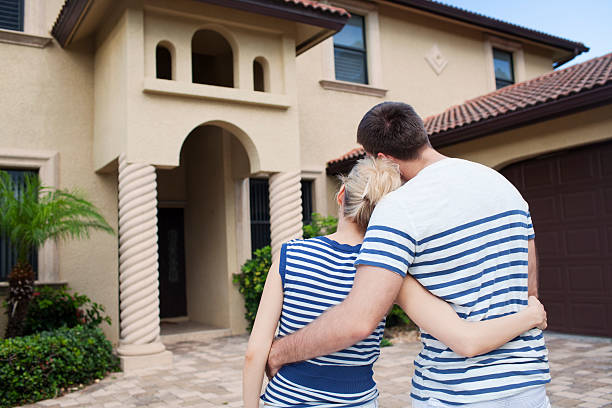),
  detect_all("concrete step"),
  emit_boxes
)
[160,321,232,344]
